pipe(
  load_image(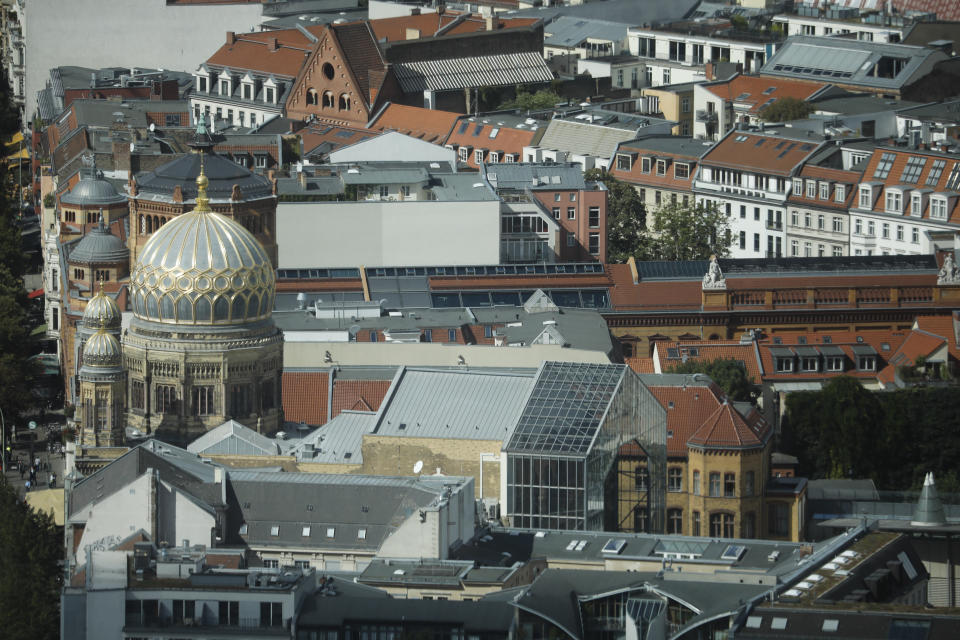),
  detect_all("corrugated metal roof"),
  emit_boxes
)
[395,52,554,92]
[373,368,535,441]
[187,420,281,456]
[537,119,639,161]
[292,410,377,464]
